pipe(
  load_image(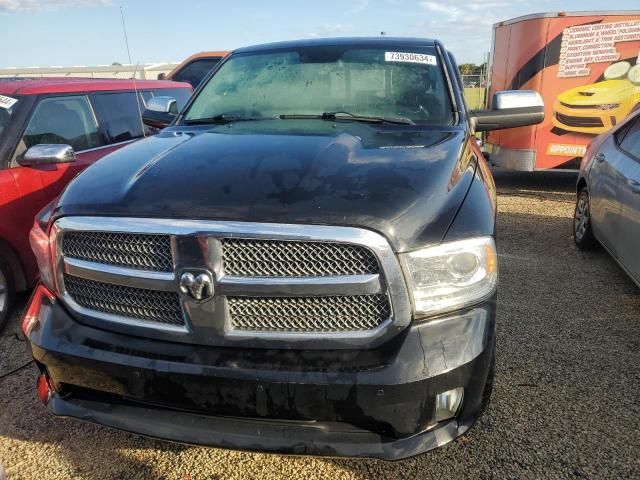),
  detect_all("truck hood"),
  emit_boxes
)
[56,121,475,251]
